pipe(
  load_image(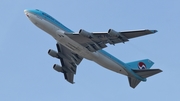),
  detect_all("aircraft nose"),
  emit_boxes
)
[24,9,28,14]
[24,9,30,18]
